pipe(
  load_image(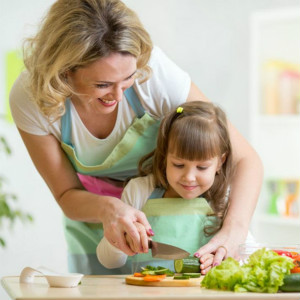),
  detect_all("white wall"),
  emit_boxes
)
[1,1,300,299]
